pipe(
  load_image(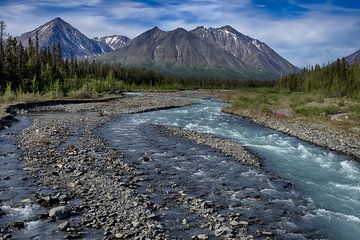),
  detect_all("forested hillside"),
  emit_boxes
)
[278,58,360,98]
